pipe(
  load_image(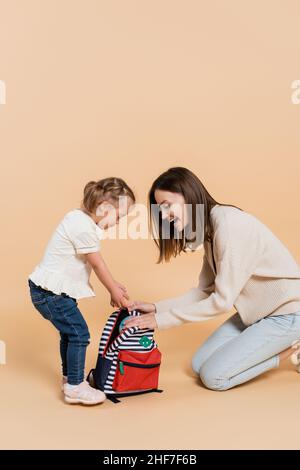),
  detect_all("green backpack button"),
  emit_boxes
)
[139,336,152,348]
